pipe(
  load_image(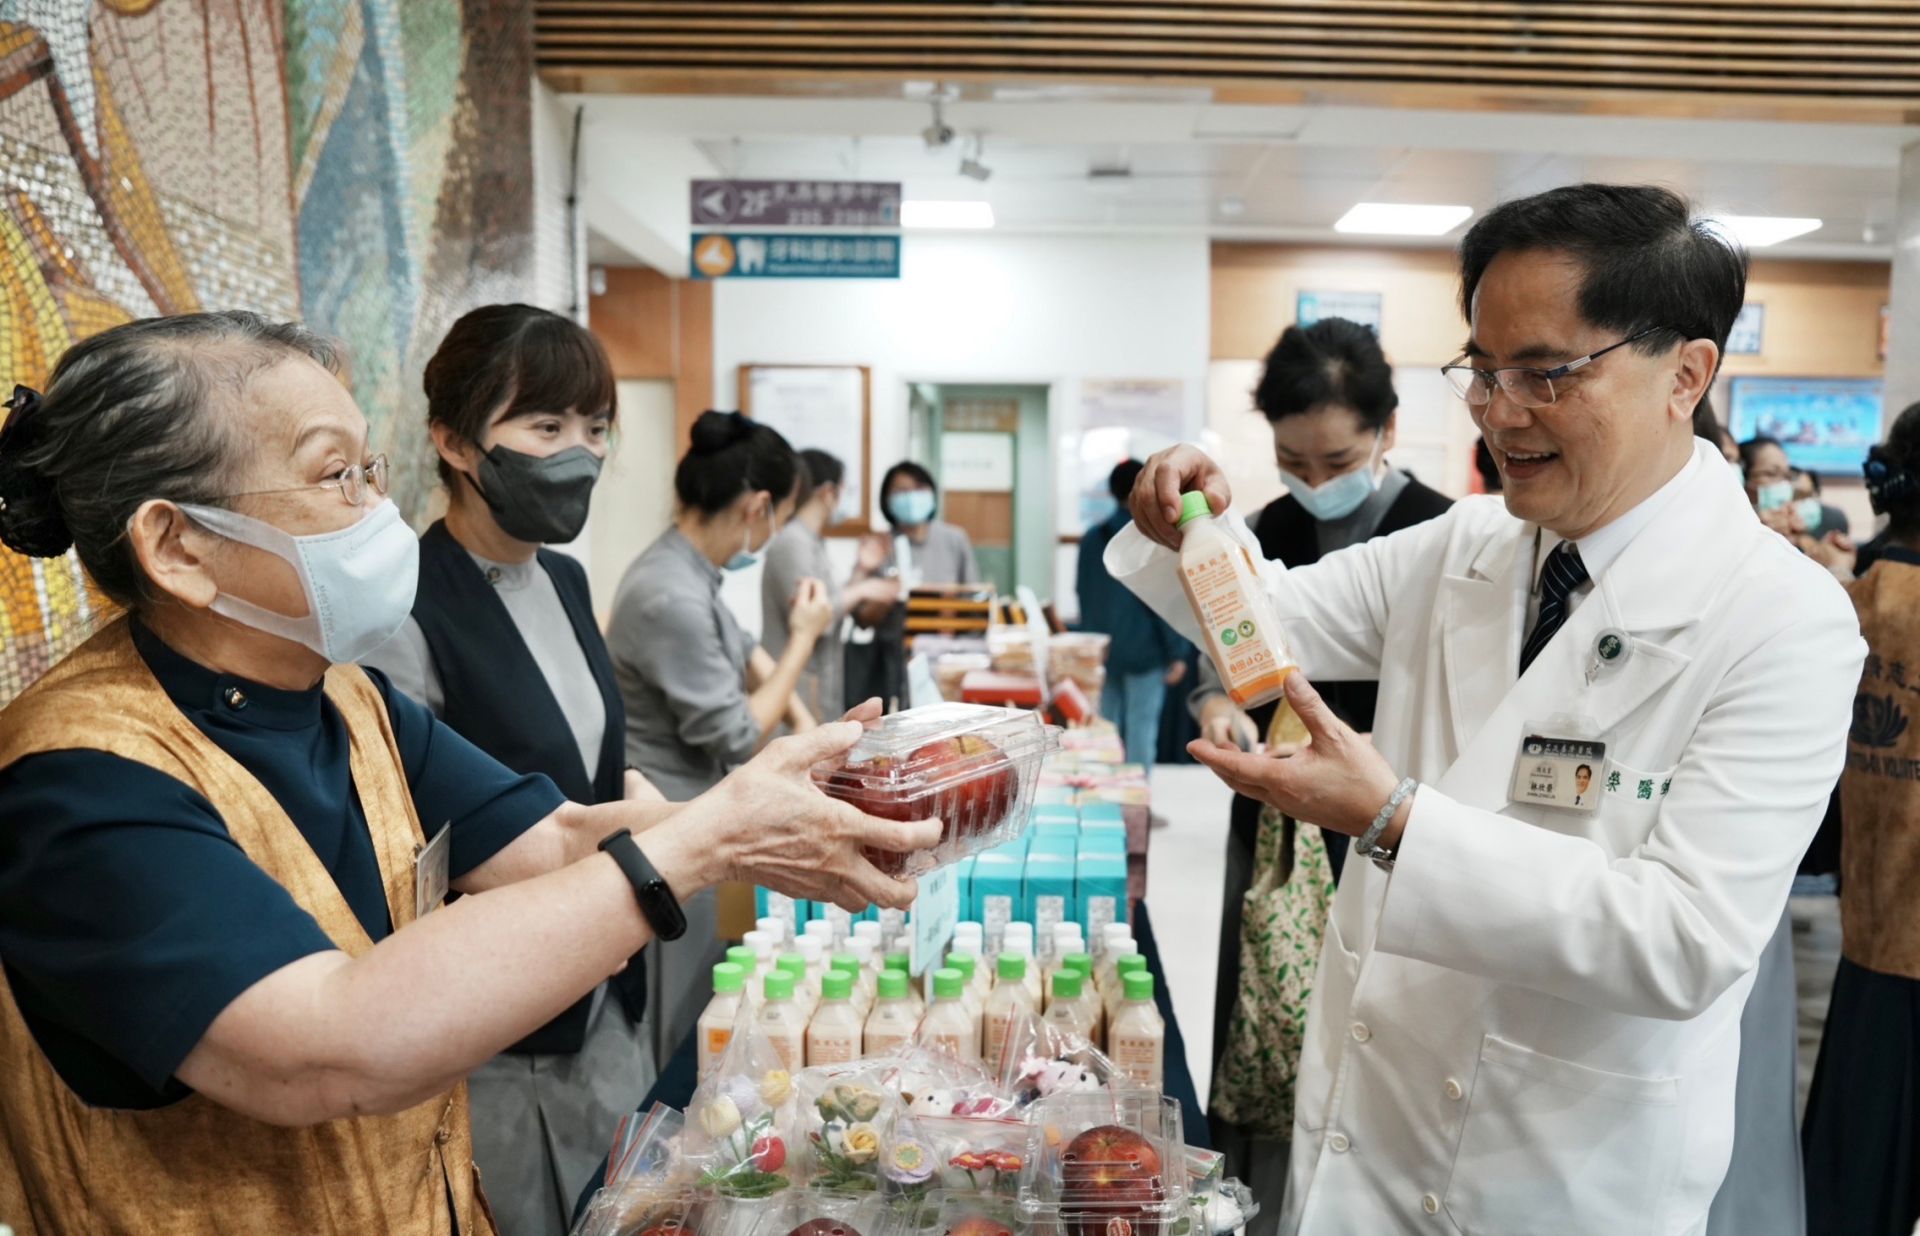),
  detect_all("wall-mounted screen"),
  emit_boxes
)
[1727,376,1883,475]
